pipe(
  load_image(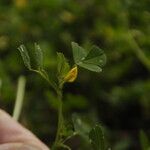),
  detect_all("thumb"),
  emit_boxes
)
[0,109,49,150]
